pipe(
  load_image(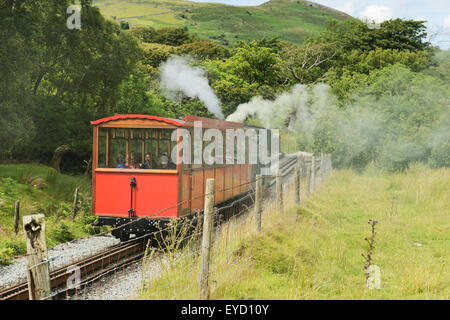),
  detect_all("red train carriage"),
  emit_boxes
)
[91,114,257,241]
